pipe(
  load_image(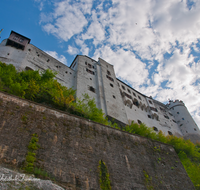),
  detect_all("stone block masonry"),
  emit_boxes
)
[0,91,195,189]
